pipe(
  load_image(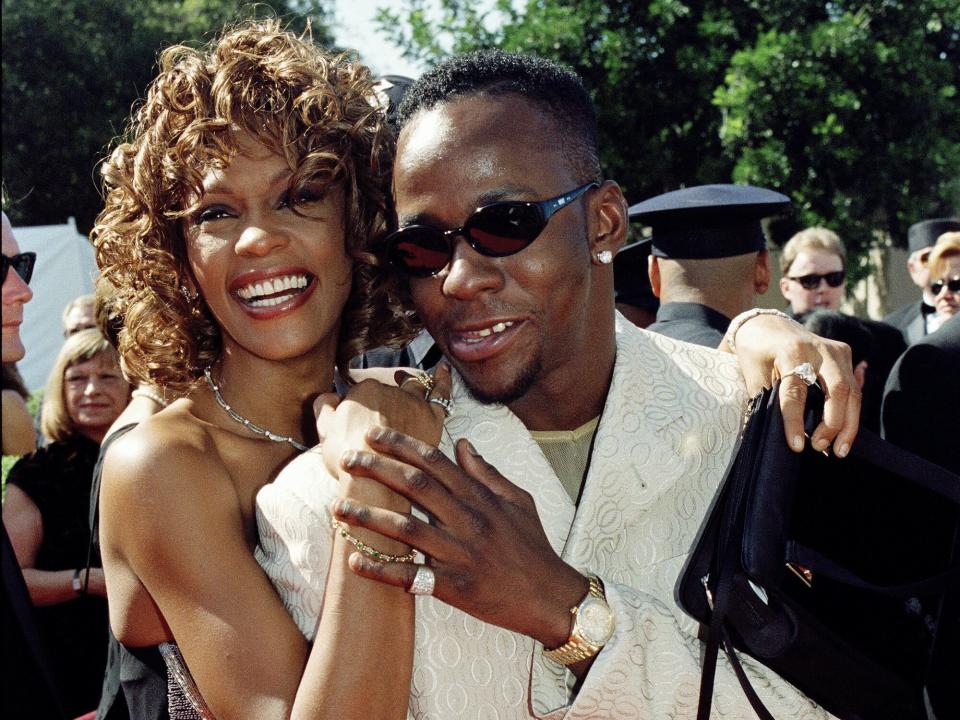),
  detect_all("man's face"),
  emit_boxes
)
[2,213,33,363]
[907,246,932,291]
[64,303,96,336]
[394,95,608,407]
